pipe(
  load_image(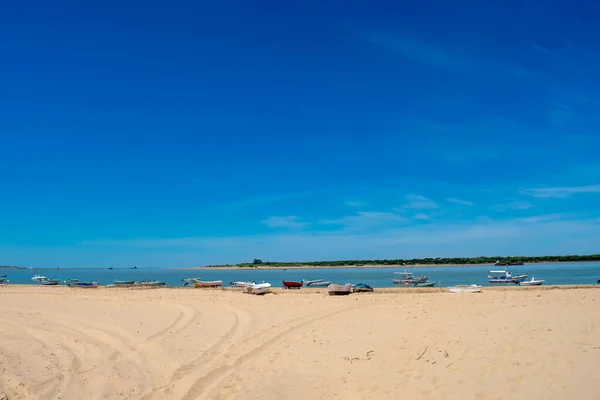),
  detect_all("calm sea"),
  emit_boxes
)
[2,263,600,287]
